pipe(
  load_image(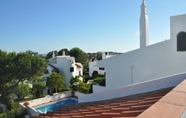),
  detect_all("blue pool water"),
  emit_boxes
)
[35,98,78,113]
